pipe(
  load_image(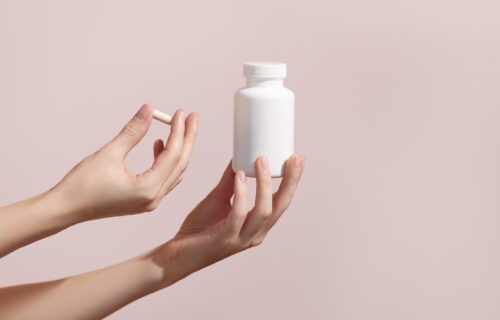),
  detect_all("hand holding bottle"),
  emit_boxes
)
[150,154,305,287]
